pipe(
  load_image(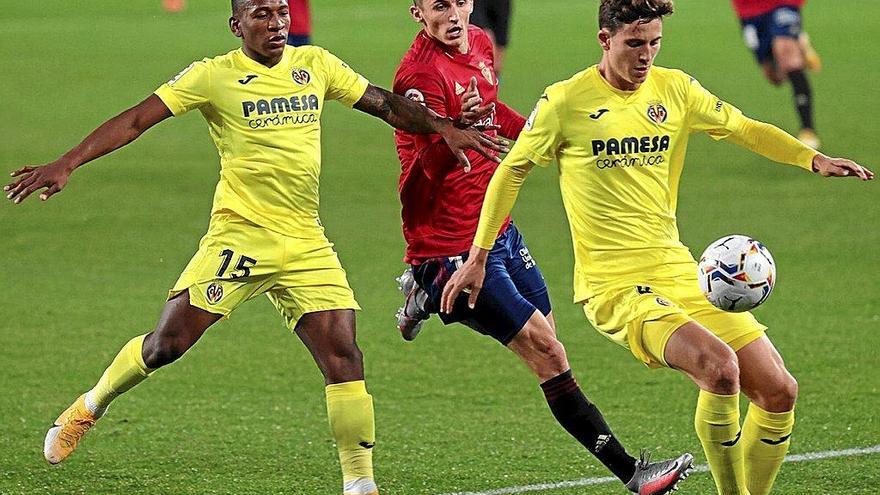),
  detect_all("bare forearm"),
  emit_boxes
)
[4,95,171,203]
[354,84,451,134]
[60,94,171,171]
[60,112,141,170]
